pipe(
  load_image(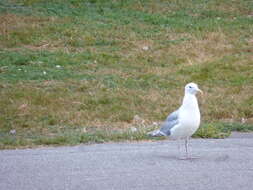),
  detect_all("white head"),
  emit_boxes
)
[185,82,203,95]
